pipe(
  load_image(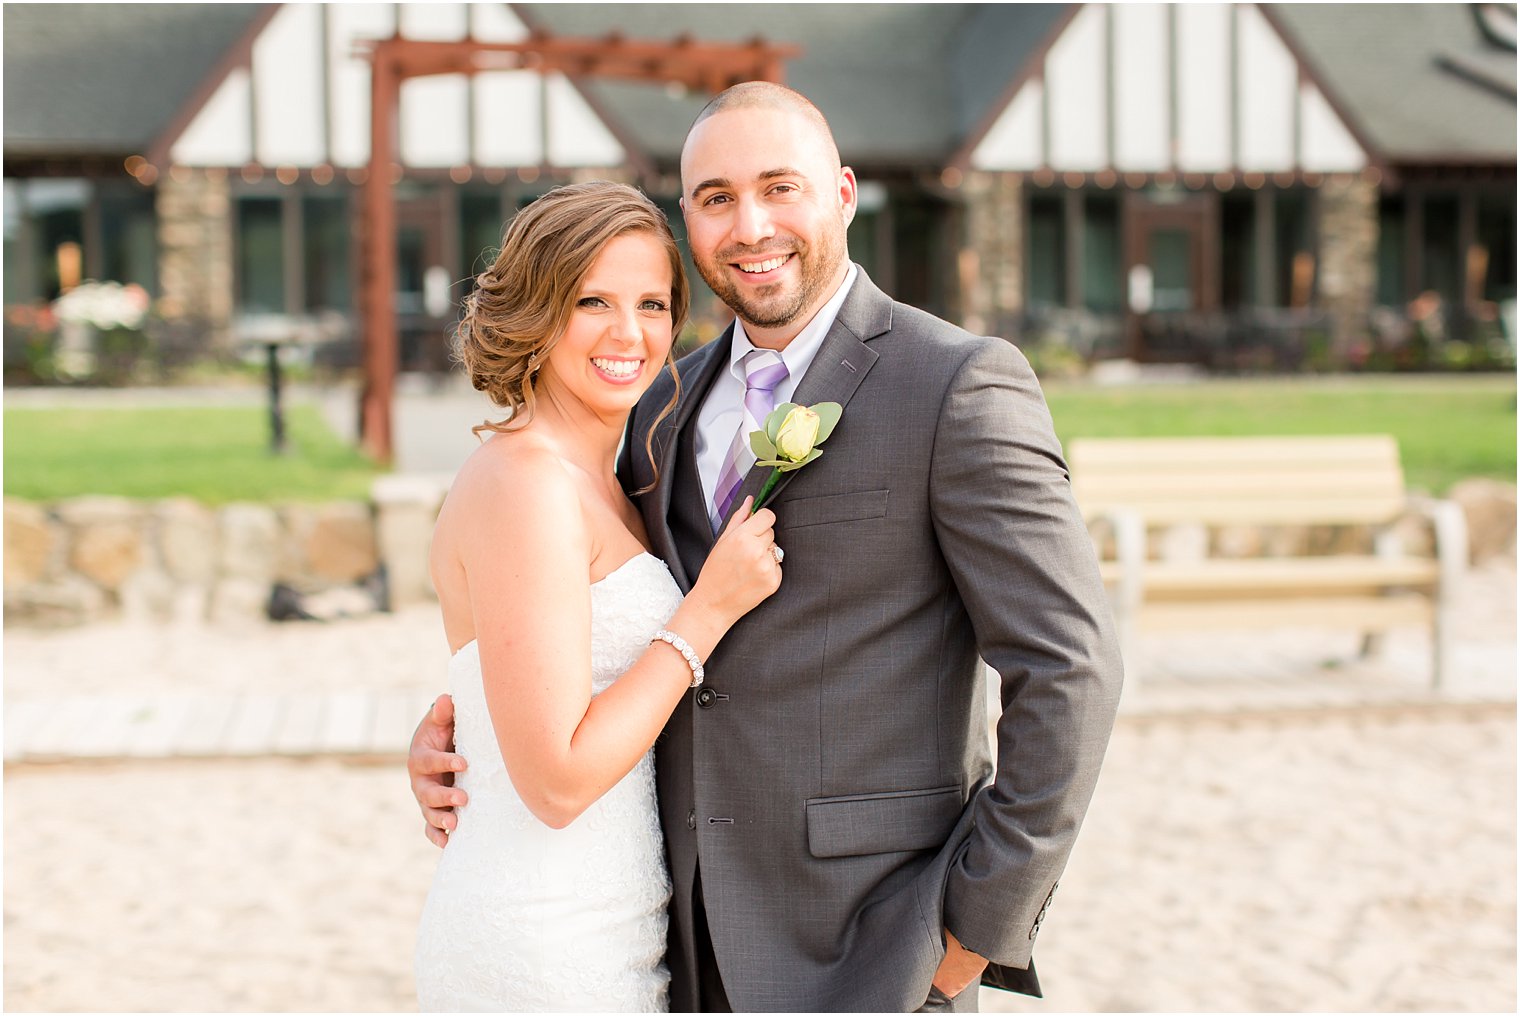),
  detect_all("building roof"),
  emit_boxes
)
[512,3,1071,167]
[2,3,266,157]
[1269,3,1517,163]
[2,3,1513,169]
